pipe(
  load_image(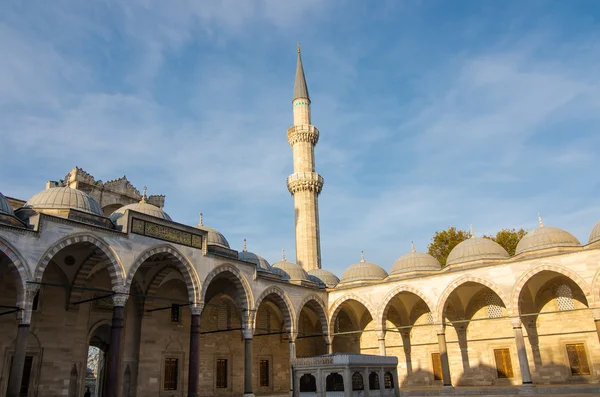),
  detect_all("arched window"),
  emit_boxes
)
[369,372,380,390]
[326,373,344,392]
[300,374,317,392]
[556,284,575,311]
[352,373,364,391]
[384,372,394,389]
[486,292,503,318]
